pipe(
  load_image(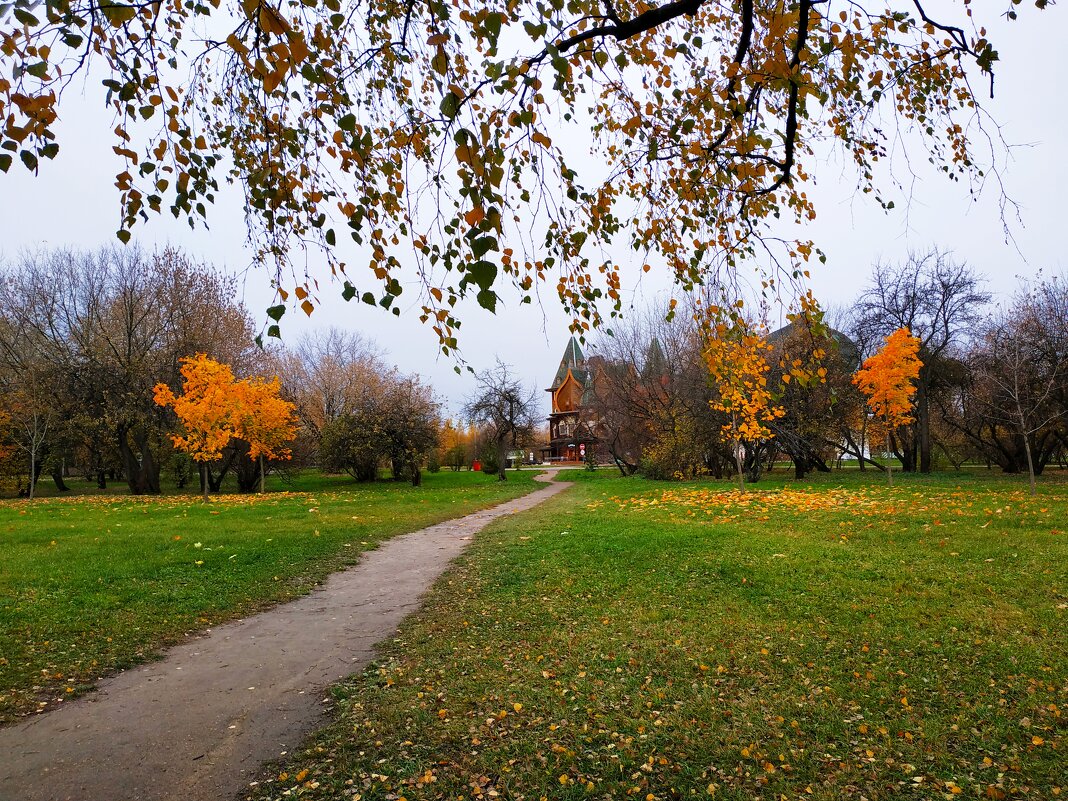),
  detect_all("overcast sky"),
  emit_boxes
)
[0,6,1063,418]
